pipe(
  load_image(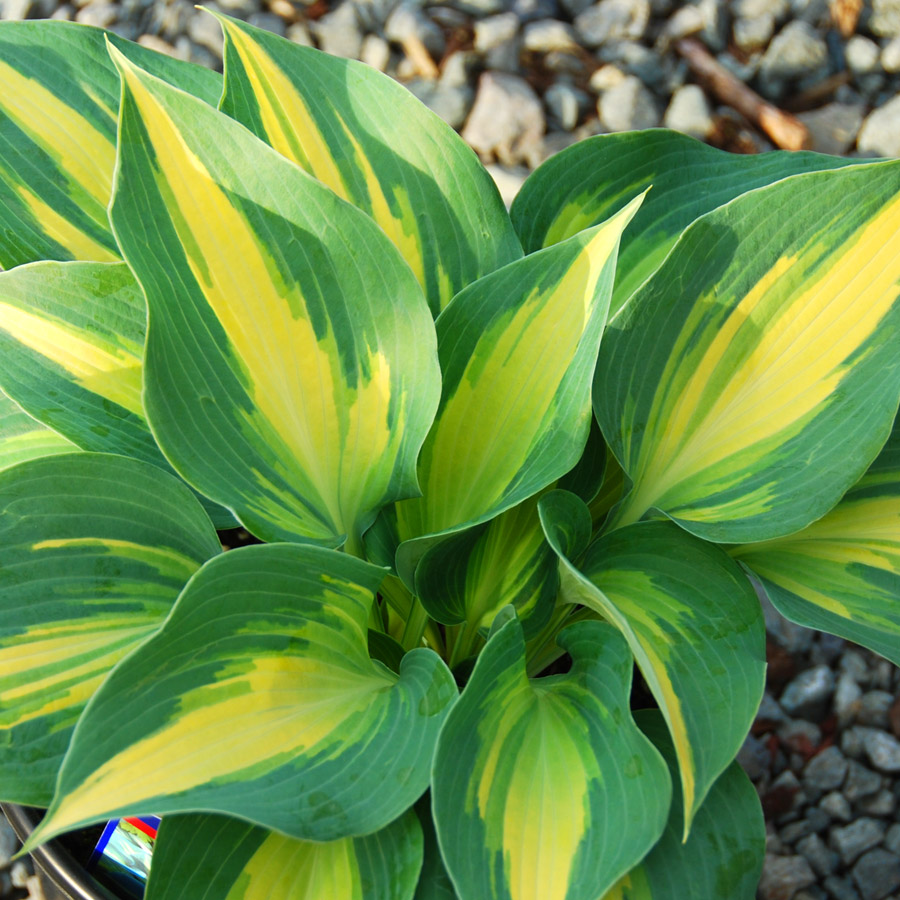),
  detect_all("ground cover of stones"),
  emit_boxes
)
[1,0,900,896]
